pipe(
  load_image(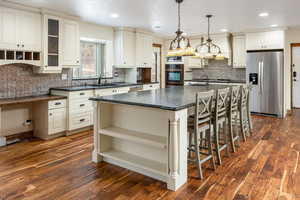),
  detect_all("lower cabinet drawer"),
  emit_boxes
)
[48,99,66,109]
[69,99,93,113]
[69,111,93,131]
[68,90,94,100]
